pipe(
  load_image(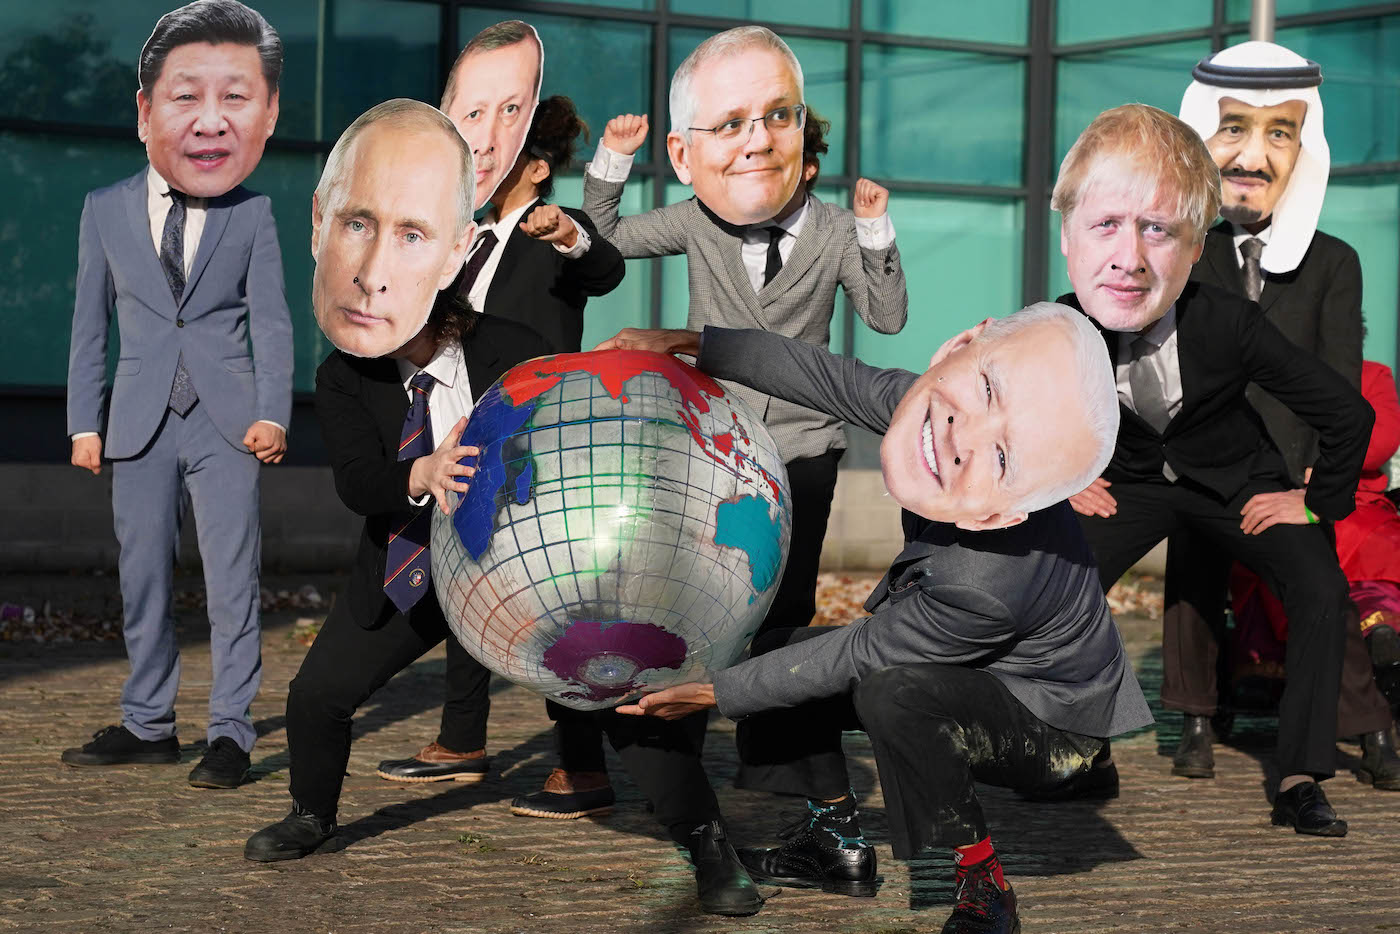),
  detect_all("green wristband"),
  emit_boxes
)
[1304,505,1319,524]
